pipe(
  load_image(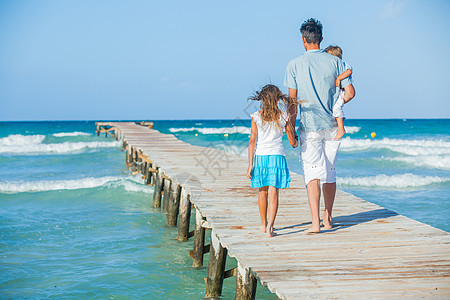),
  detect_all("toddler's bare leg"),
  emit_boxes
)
[266,186,279,237]
[258,187,268,232]
[334,117,346,140]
